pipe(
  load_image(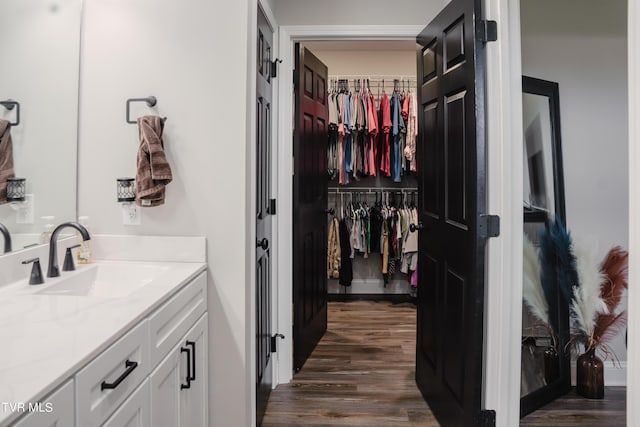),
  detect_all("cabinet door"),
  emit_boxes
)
[179,314,208,427]
[149,344,182,427]
[101,380,150,427]
[13,380,74,427]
